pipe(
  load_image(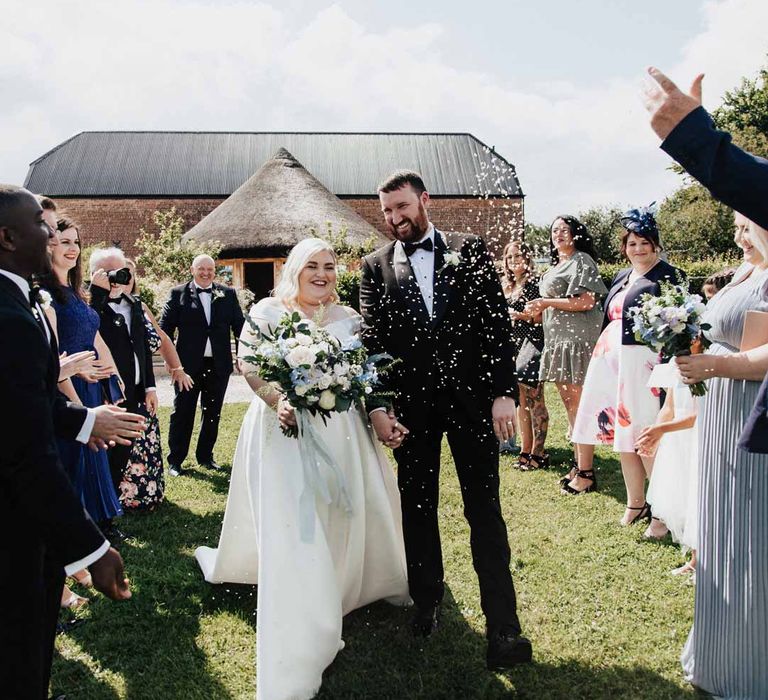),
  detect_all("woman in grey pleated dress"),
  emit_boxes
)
[677,211,768,699]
